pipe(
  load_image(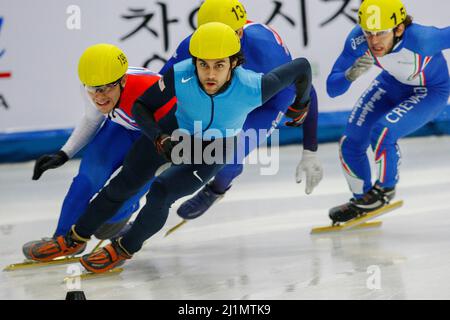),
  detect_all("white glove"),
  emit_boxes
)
[296,150,323,195]
[345,55,374,82]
